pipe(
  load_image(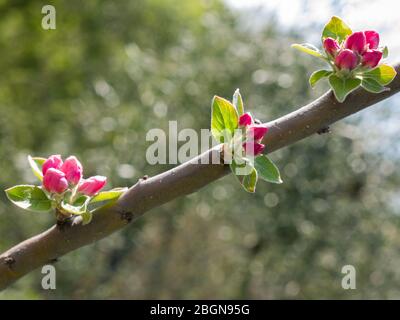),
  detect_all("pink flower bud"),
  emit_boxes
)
[78,176,107,196]
[61,156,83,185]
[364,30,379,49]
[42,155,63,175]
[247,125,269,141]
[335,49,358,71]
[238,112,253,126]
[362,50,382,68]
[345,31,366,54]
[243,142,265,156]
[323,37,340,56]
[43,168,69,194]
